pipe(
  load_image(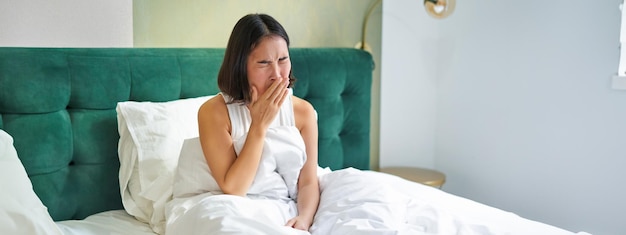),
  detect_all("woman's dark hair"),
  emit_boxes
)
[218,13,295,104]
